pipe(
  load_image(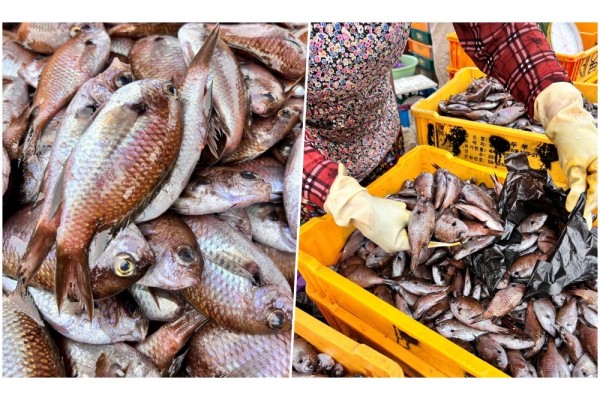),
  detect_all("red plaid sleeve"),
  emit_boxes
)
[302,129,339,208]
[453,23,571,117]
